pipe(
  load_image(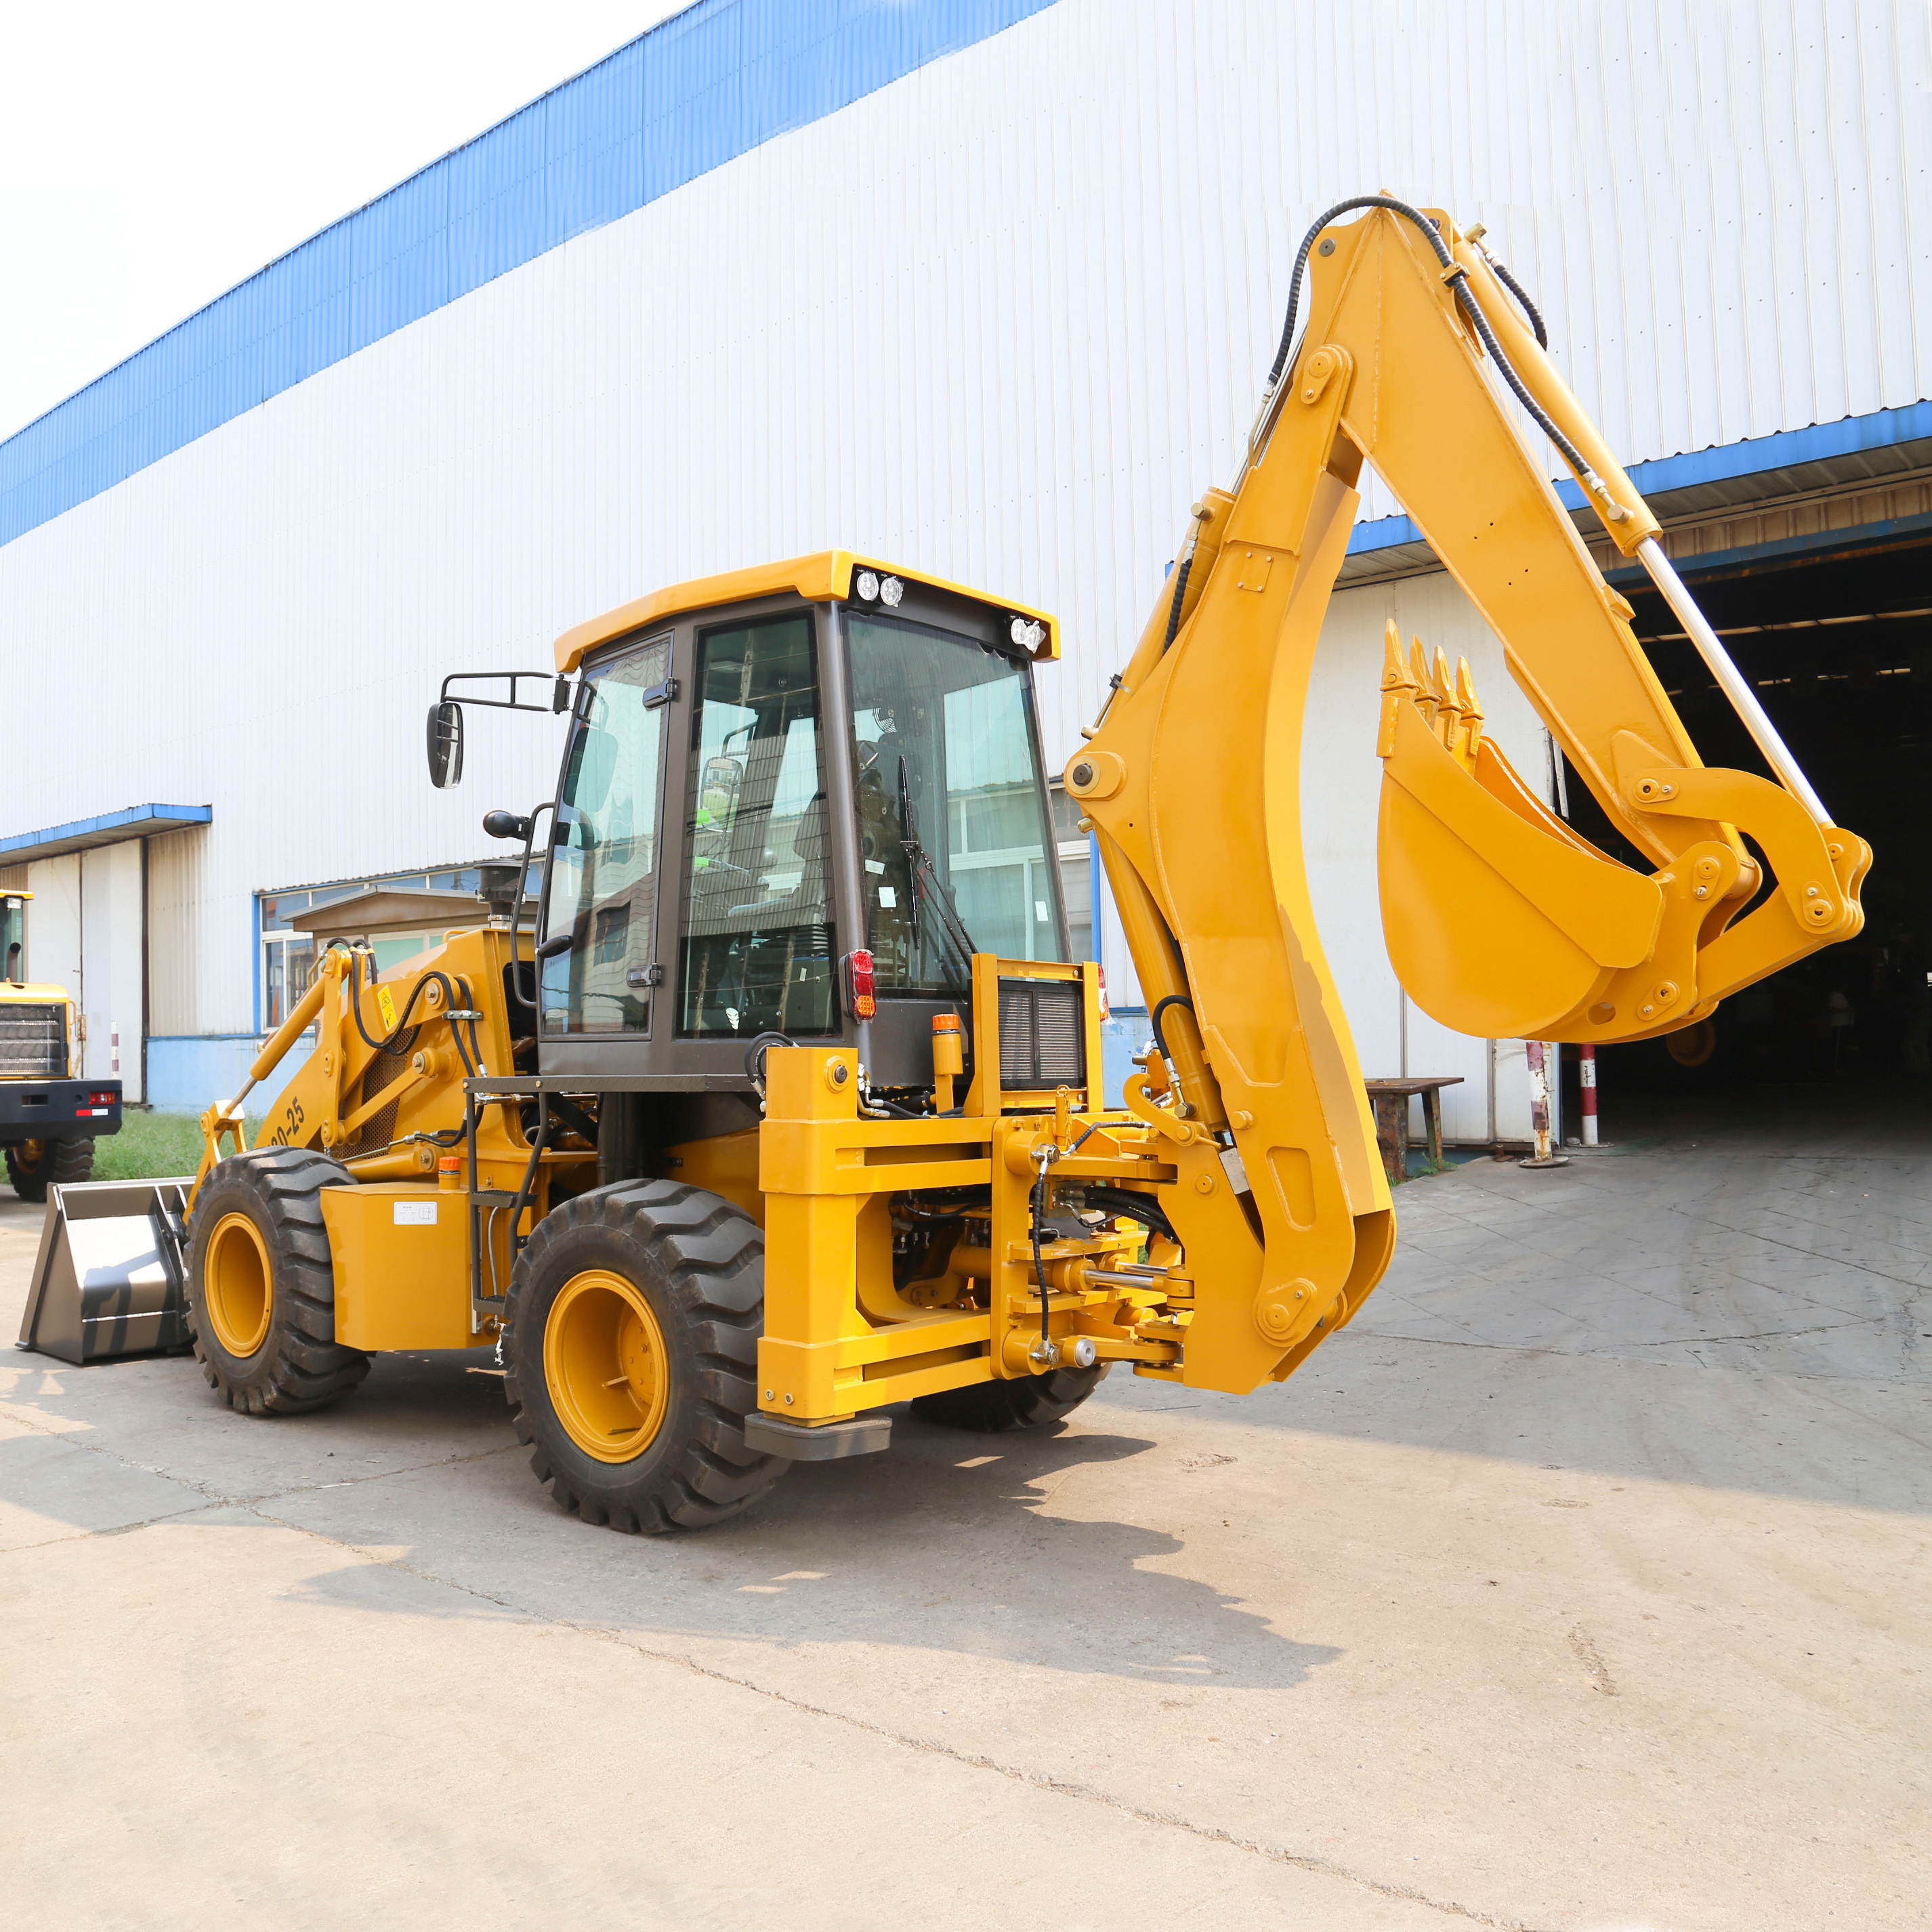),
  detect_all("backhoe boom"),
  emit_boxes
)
[1068,200,1867,1389]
